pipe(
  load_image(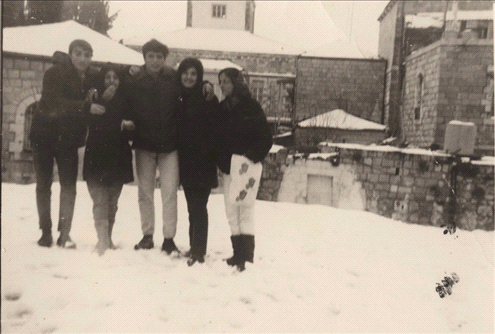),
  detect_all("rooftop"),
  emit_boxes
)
[3,20,144,65]
[298,109,386,131]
